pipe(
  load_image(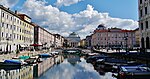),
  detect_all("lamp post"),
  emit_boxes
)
[124,35,128,53]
